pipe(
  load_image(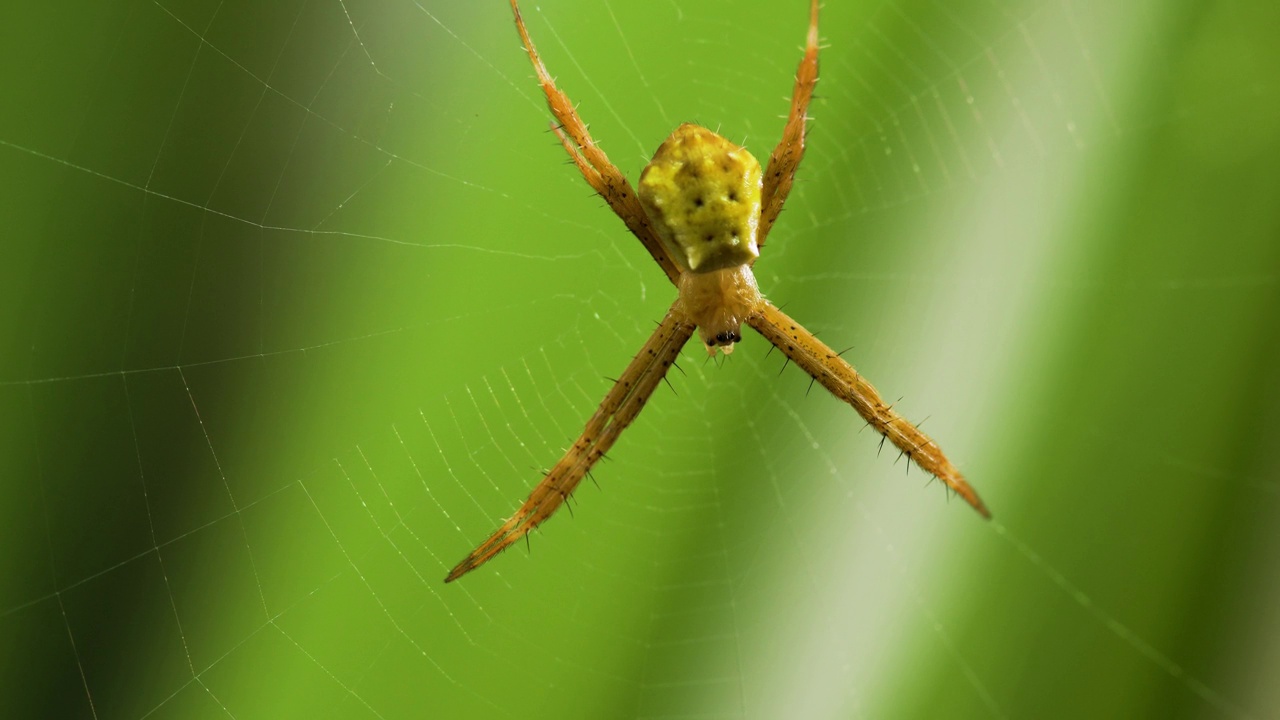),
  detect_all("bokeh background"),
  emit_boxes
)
[2,0,1278,718]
